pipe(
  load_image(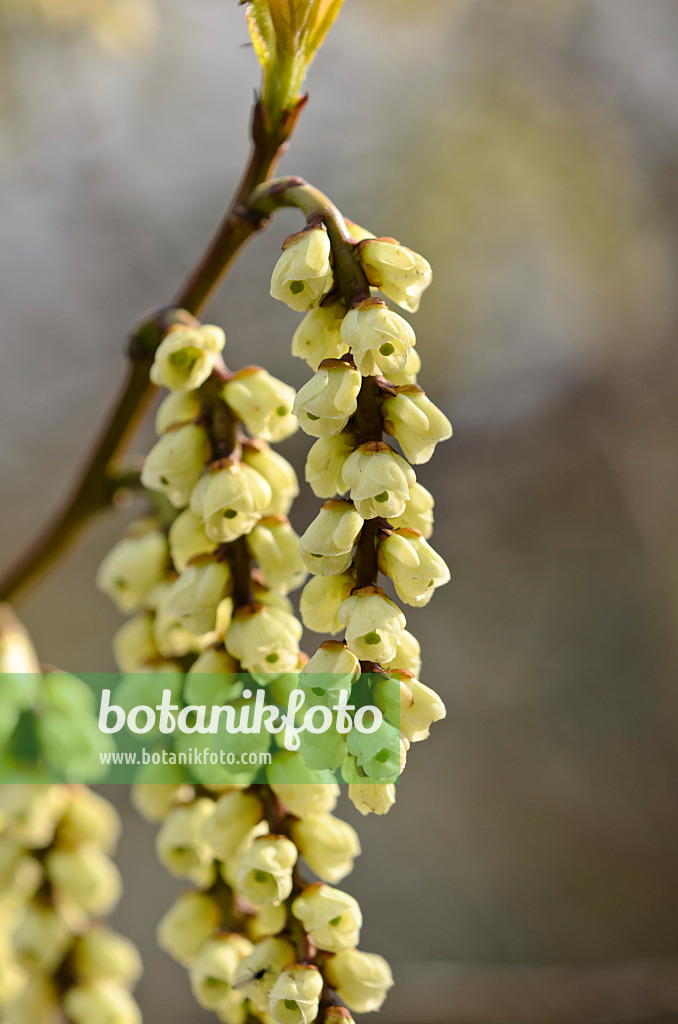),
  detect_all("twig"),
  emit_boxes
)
[0,100,305,603]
